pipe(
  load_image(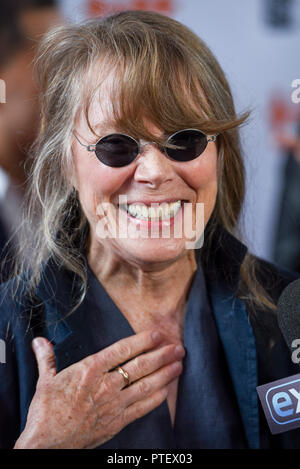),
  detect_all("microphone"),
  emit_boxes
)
[256,279,300,435]
[277,278,300,357]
